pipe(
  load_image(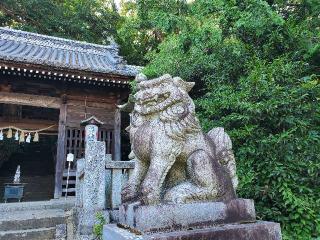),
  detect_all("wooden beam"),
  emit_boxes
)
[54,102,67,198]
[0,60,133,83]
[0,92,61,109]
[66,95,117,105]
